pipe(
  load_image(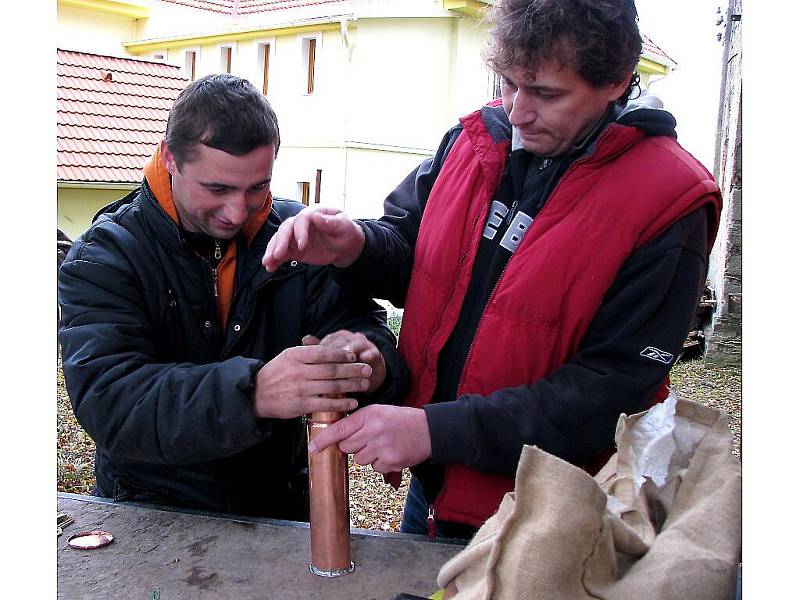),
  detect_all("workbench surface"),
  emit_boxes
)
[57,492,464,599]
